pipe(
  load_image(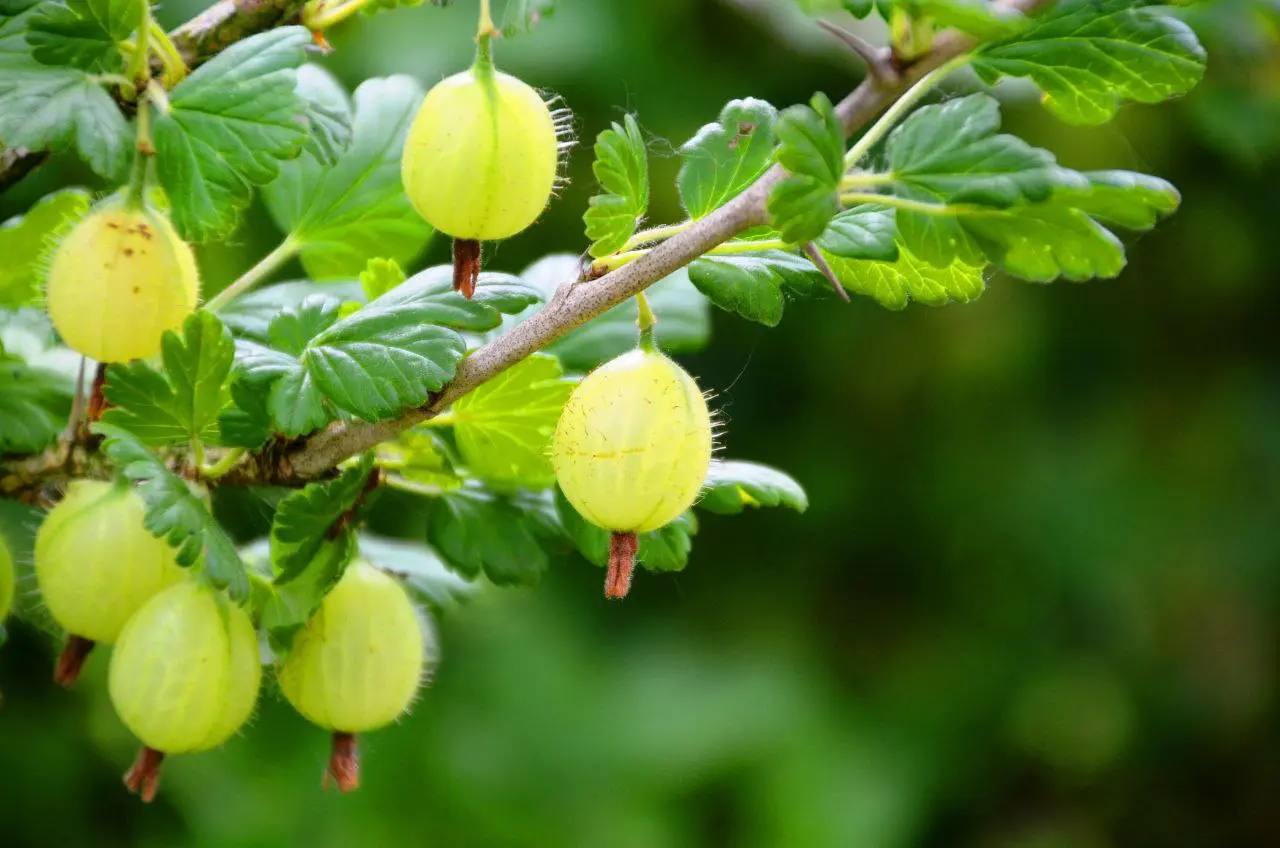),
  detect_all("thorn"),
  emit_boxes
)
[54,635,96,687]
[817,20,898,84]
[803,242,851,303]
[124,747,165,802]
[324,732,360,792]
[605,532,638,599]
